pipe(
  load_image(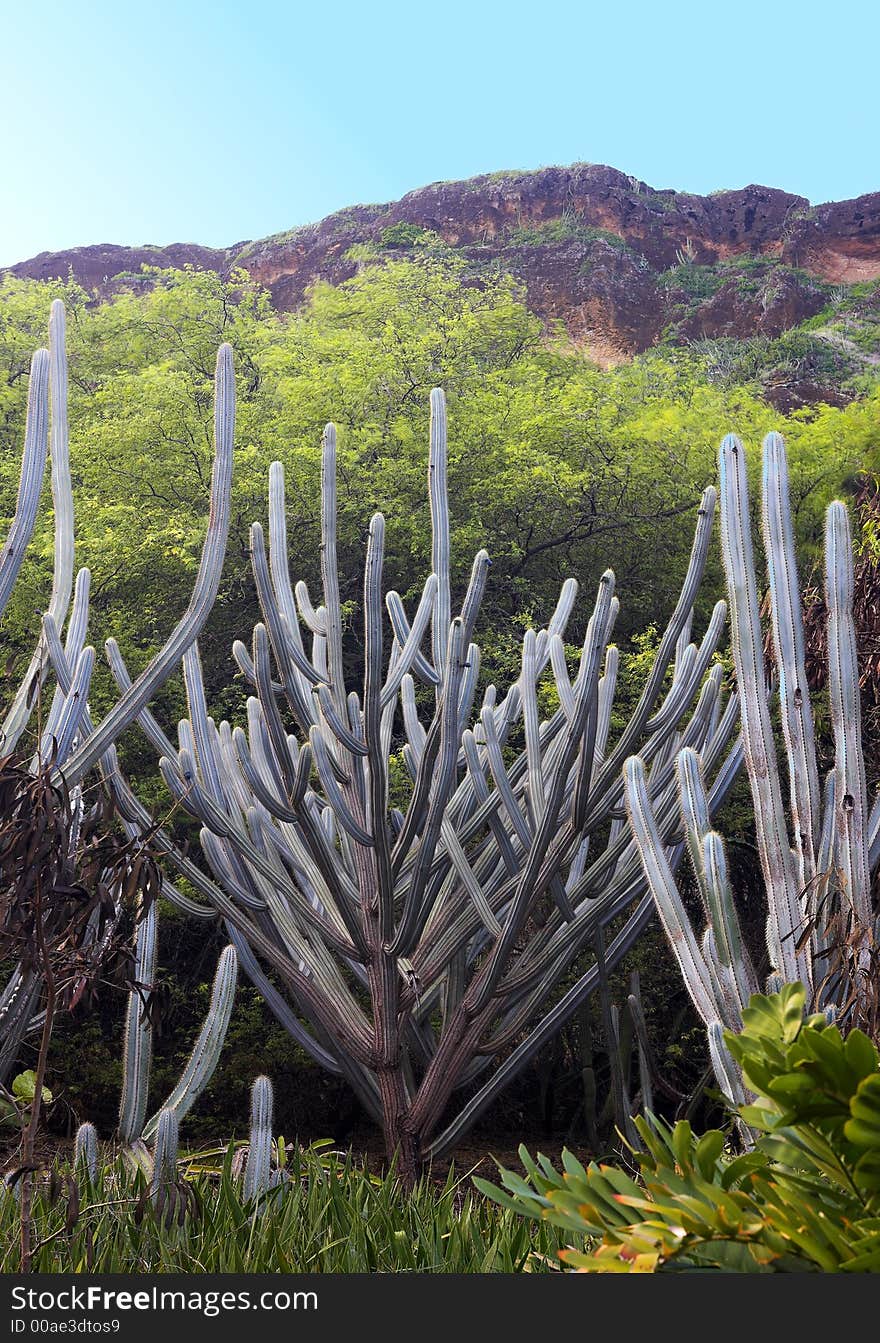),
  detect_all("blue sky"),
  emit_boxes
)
[3,0,877,267]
